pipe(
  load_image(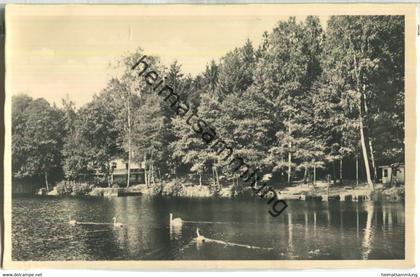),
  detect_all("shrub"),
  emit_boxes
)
[71,183,92,196]
[53,181,92,196]
[54,181,72,195]
[162,180,184,196]
[89,187,105,197]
